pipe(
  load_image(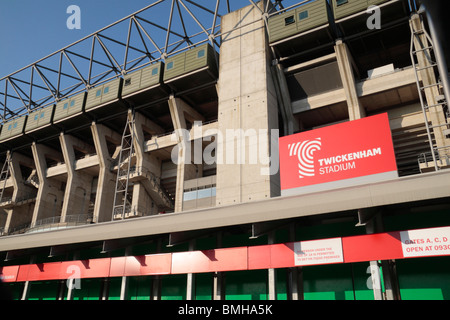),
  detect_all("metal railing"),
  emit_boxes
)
[0,214,94,237]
